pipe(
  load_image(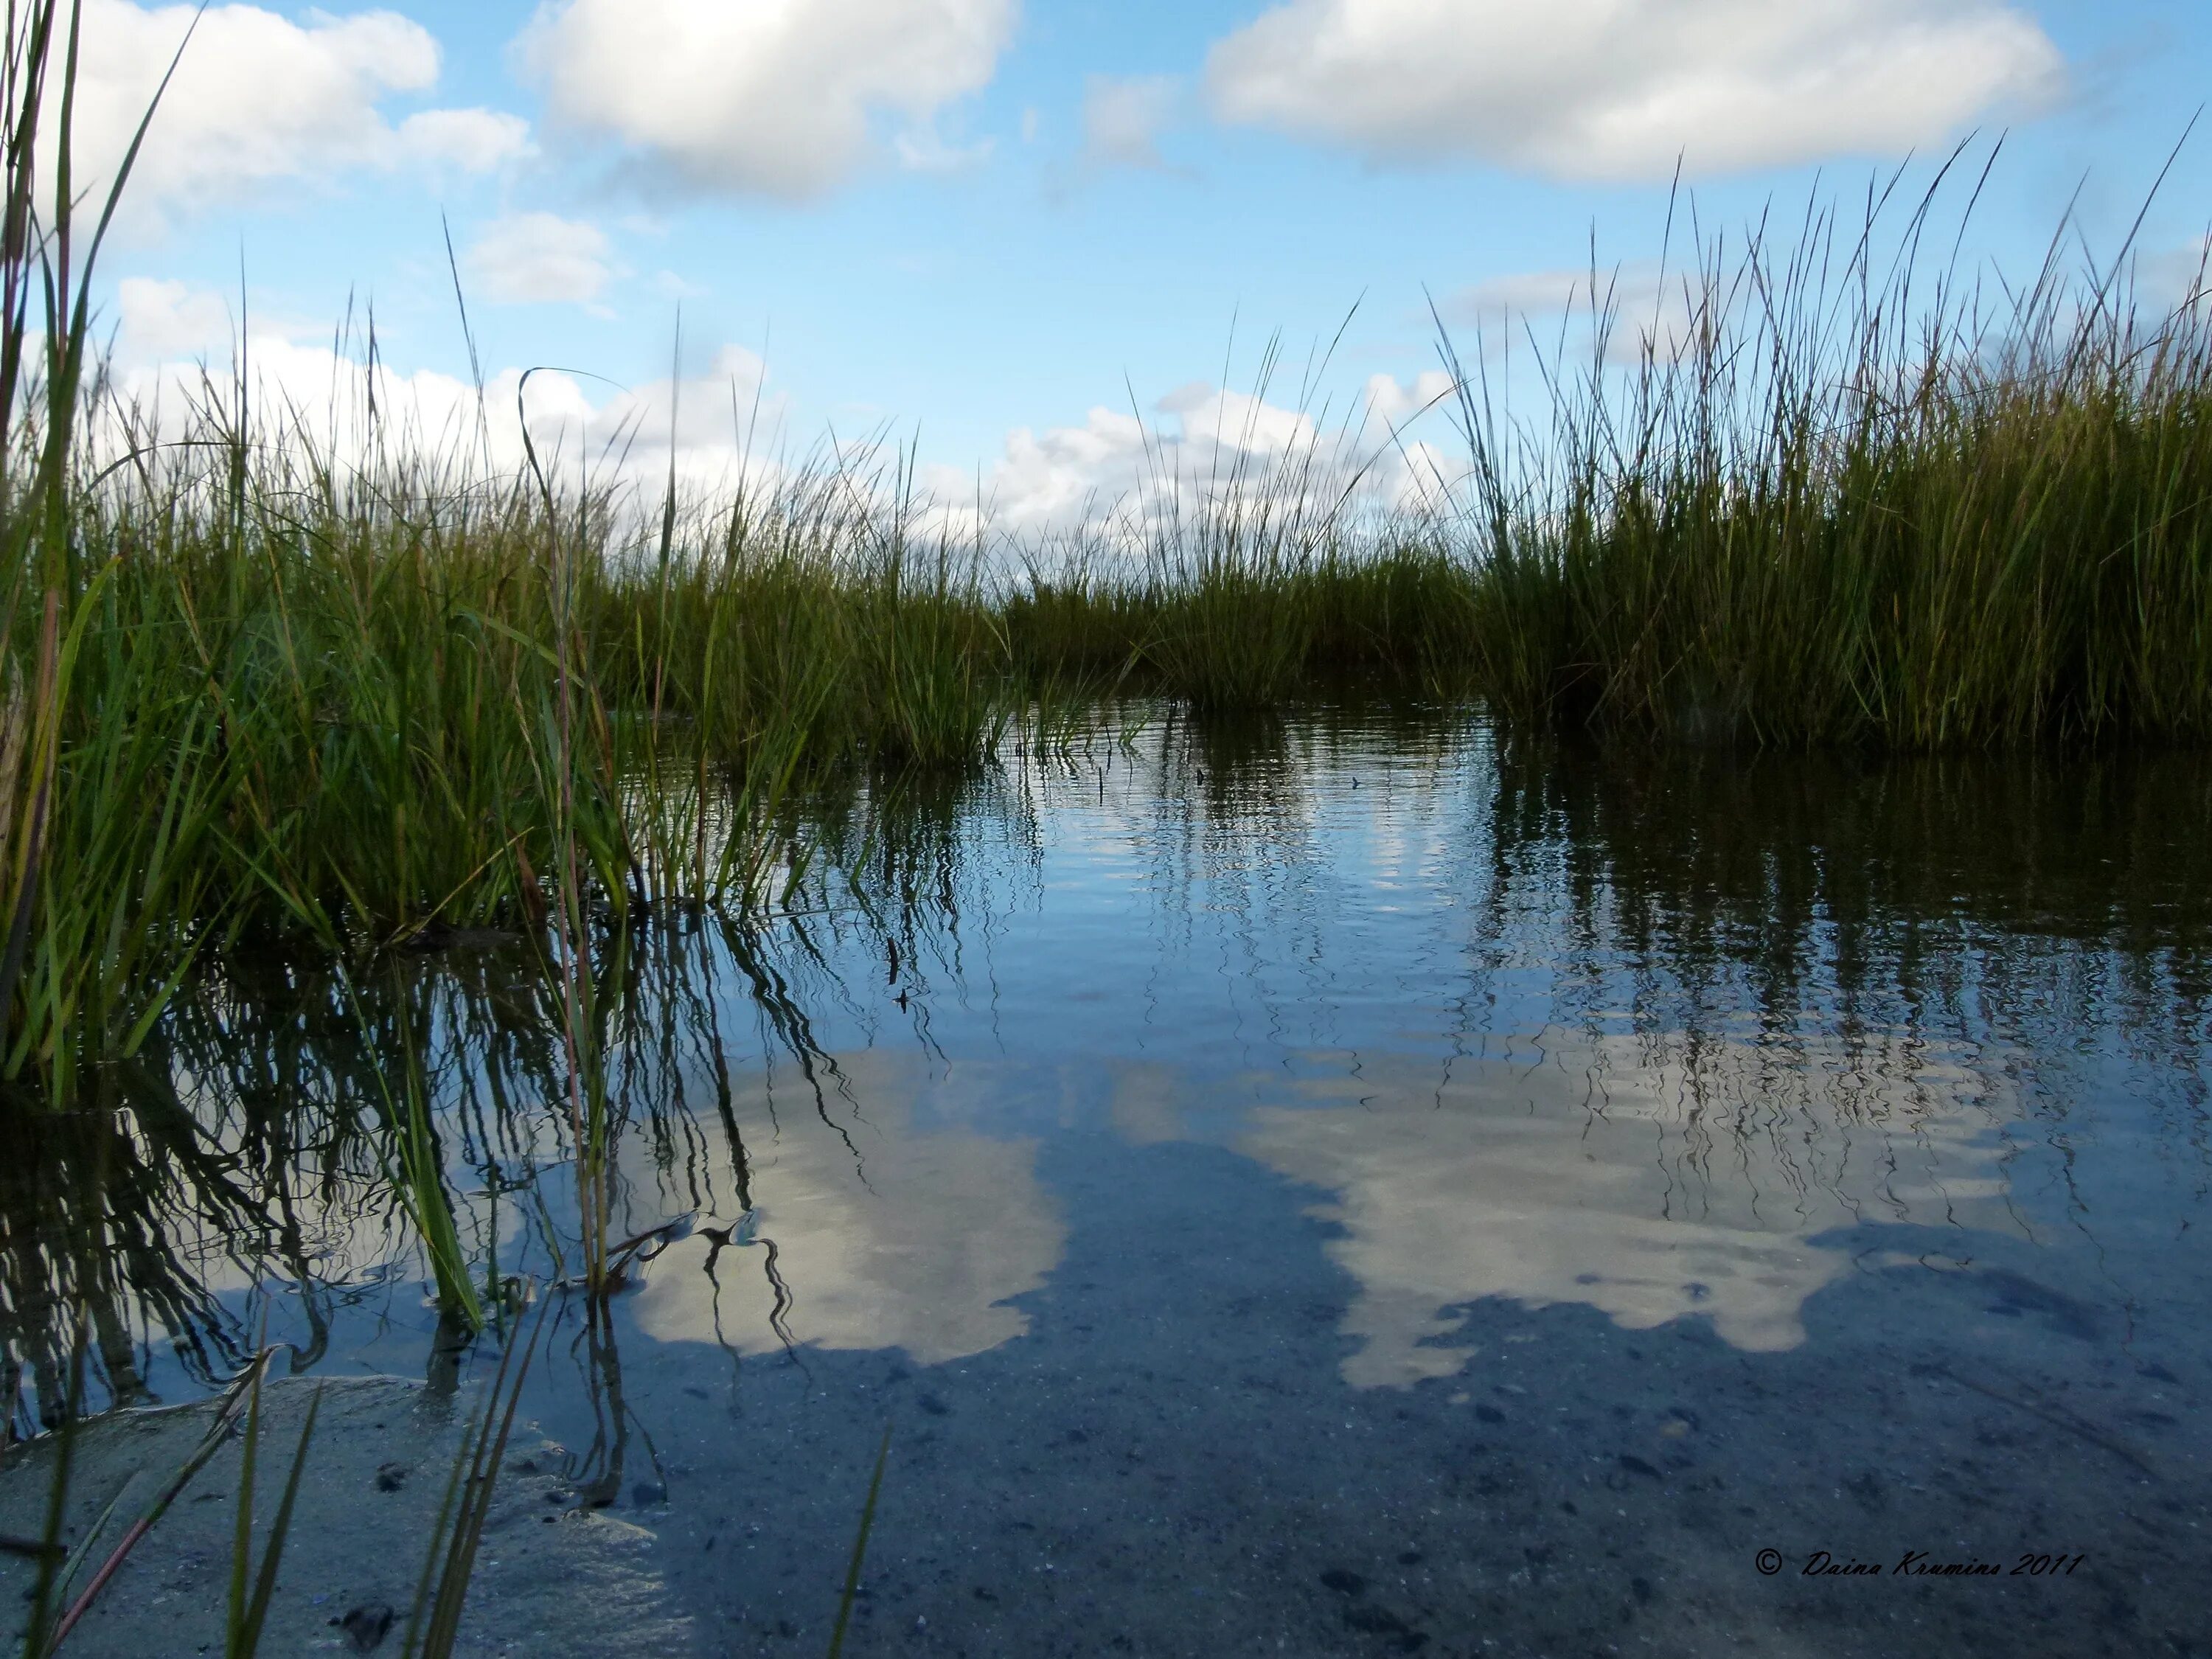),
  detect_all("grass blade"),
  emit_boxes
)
[44,1349,277,1654]
[234,1383,322,1655]
[825,1424,892,1659]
